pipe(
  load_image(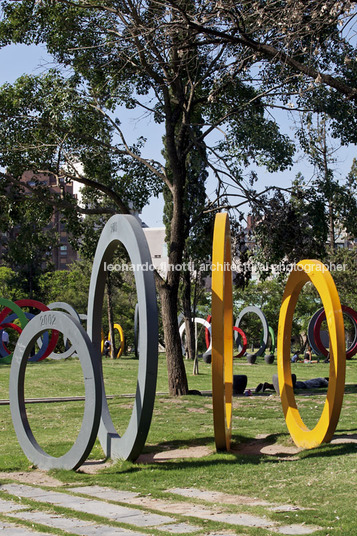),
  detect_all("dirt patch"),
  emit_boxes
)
[116,403,134,410]
[0,470,64,487]
[232,437,301,458]
[78,459,114,474]
[136,445,213,464]
[331,433,357,444]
